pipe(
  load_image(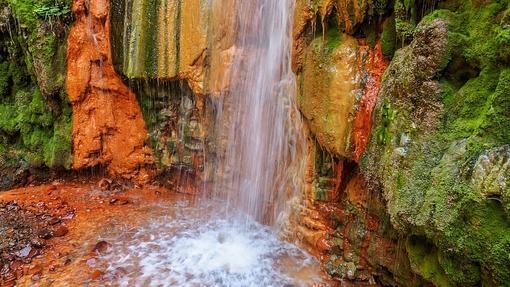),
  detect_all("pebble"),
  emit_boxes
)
[52,226,69,237]
[93,241,111,255]
[48,217,61,225]
[90,269,104,280]
[38,229,53,240]
[15,246,32,258]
